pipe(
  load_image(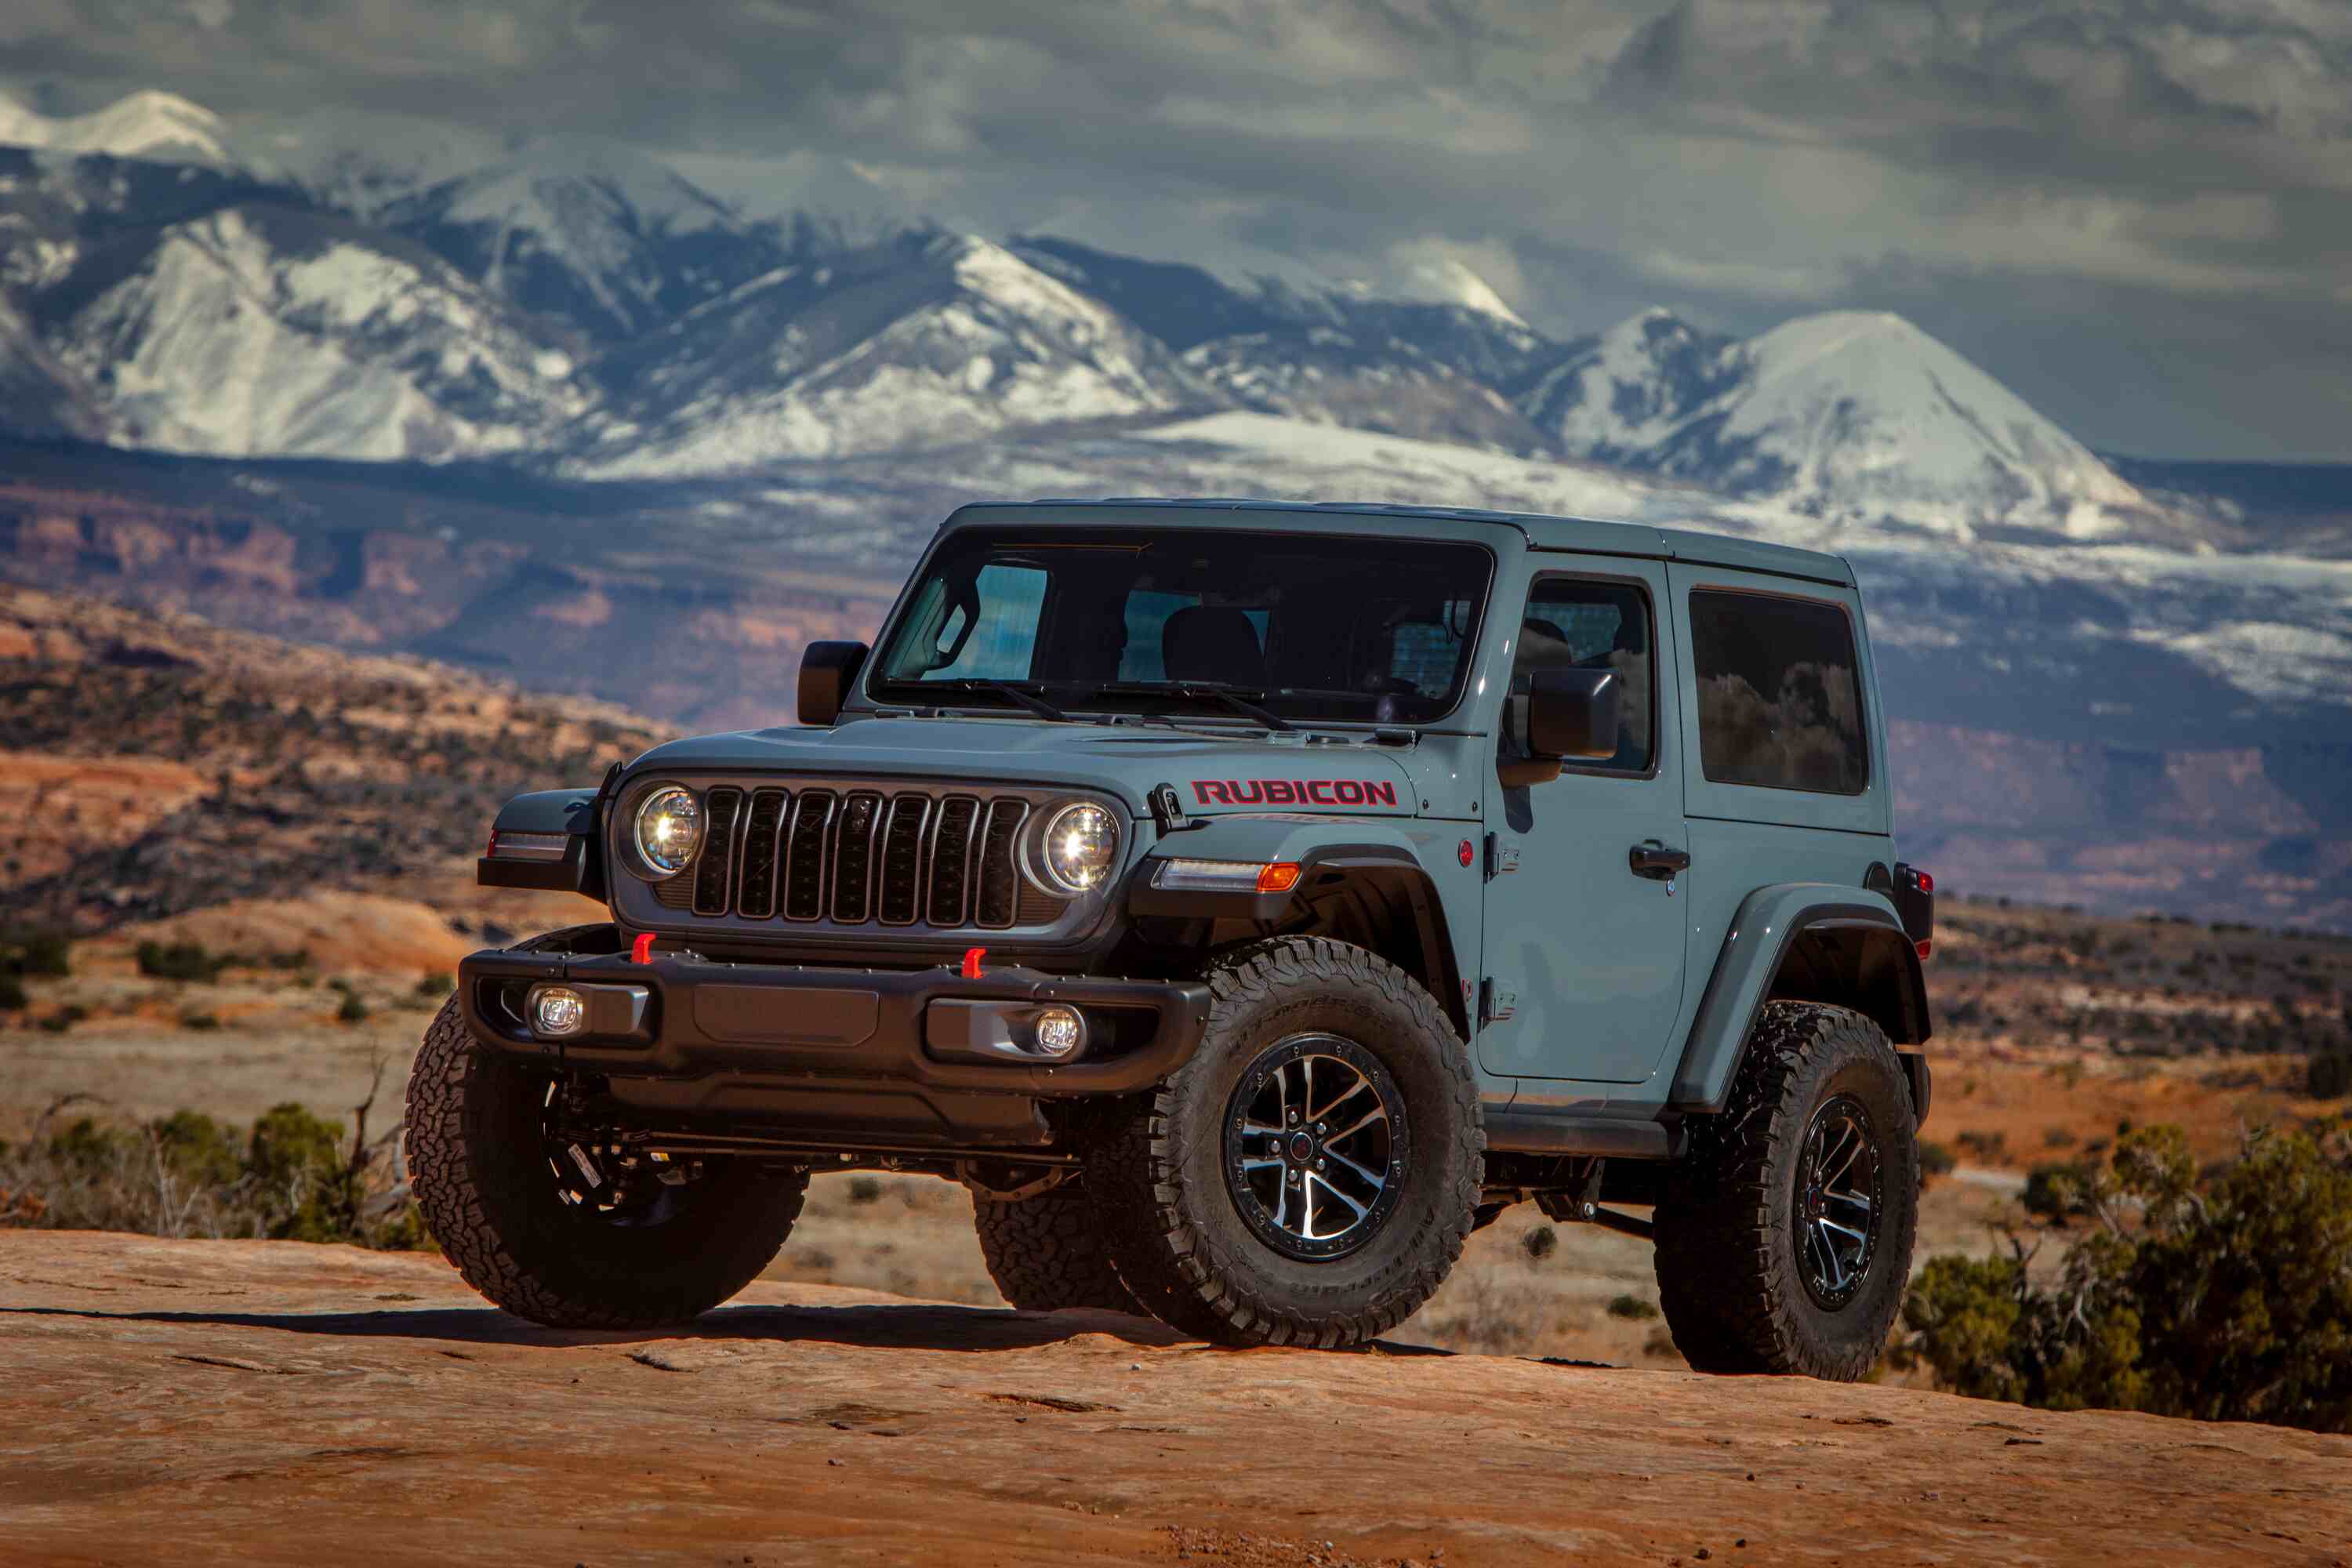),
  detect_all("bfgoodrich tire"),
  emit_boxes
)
[1653,1001,1920,1381]
[974,1180,1141,1314]
[405,929,808,1329]
[1083,937,1483,1348]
